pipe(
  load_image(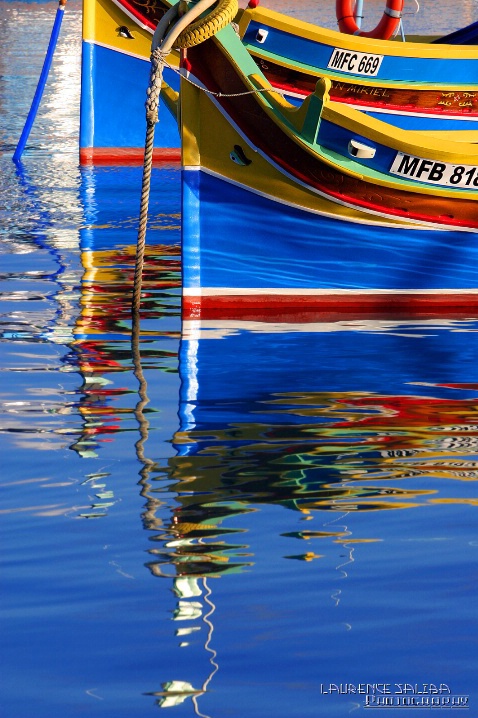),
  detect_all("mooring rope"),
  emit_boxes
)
[132,49,283,314]
[132,0,288,333]
[132,0,237,323]
[132,47,168,319]
[131,0,240,452]
[132,54,285,319]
